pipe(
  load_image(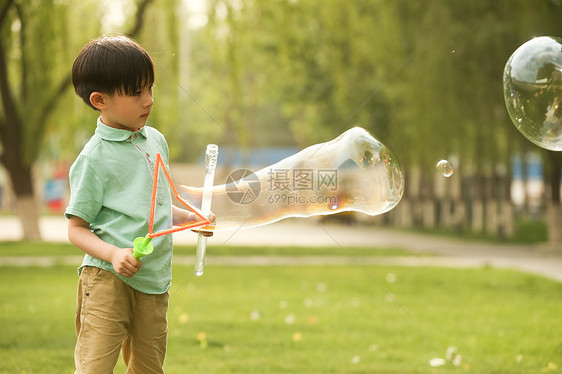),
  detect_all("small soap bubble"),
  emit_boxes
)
[504,36,562,151]
[436,160,454,177]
